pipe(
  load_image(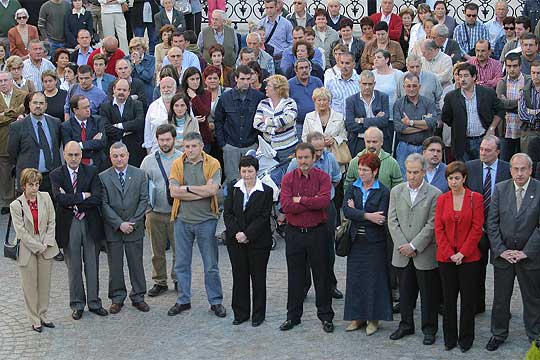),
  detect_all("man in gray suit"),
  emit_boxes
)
[100,142,149,315]
[486,153,540,351]
[388,153,442,345]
